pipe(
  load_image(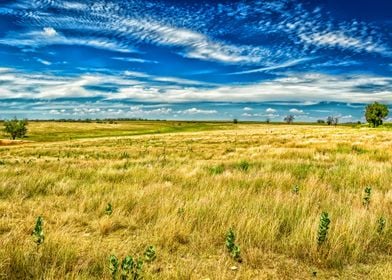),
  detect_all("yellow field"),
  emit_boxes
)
[1,122,391,279]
